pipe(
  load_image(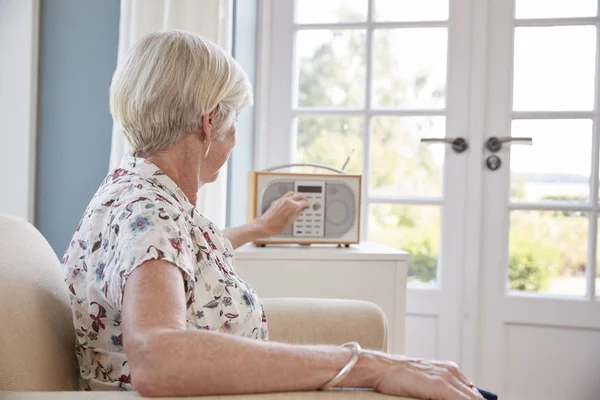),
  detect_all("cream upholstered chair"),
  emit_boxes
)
[0,214,403,400]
